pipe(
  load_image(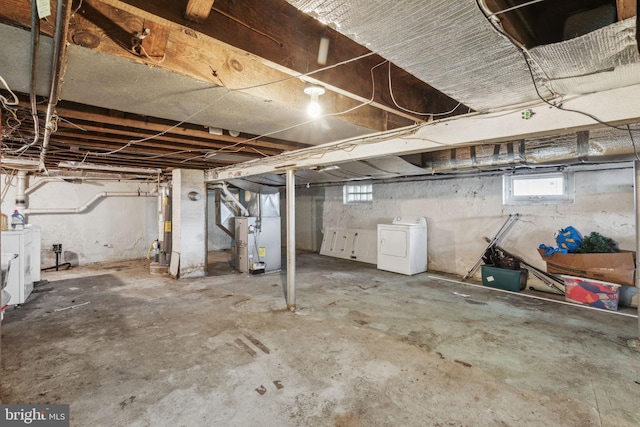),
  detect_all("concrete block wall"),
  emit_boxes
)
[295,167,635,283]
[1,176,158,266]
